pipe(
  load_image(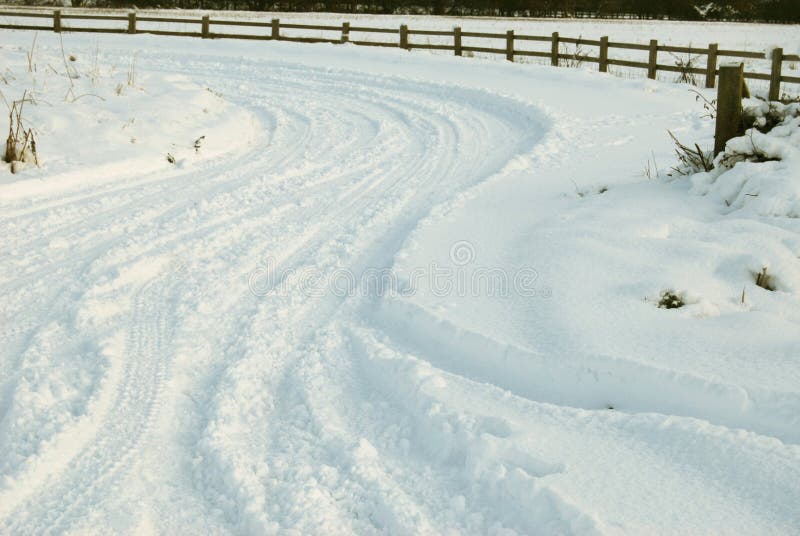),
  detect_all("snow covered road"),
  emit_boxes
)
[1,33,799,534]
